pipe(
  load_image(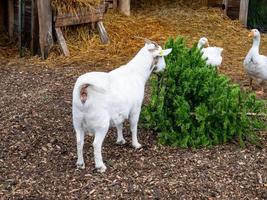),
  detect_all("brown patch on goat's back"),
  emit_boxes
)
[80,84,90,104]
